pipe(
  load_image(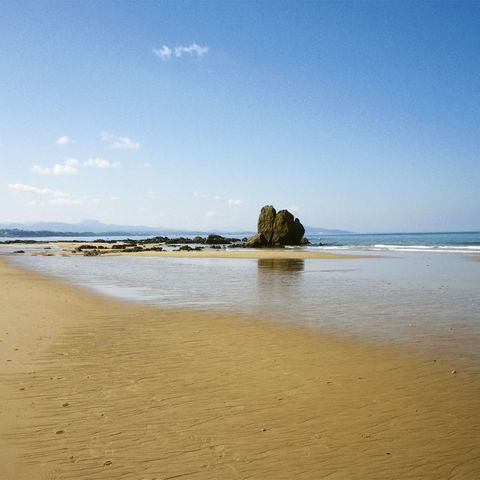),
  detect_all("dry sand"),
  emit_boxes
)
[1,256,479,480]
